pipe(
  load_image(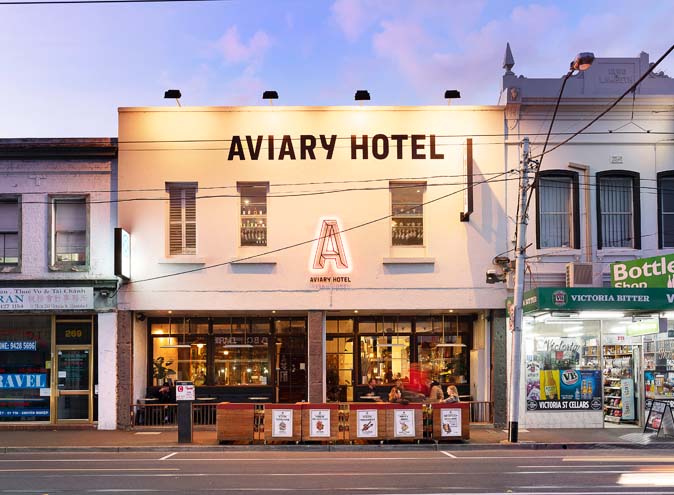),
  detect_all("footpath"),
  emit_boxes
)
[0,426,672,452]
